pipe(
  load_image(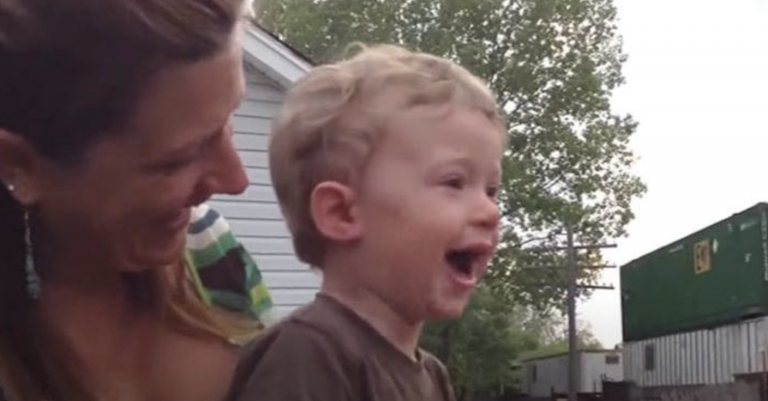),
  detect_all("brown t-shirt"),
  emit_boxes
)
[226,294,456,401]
